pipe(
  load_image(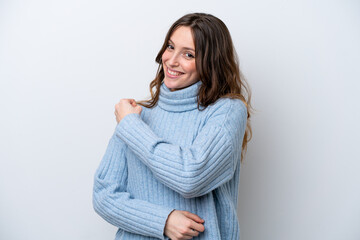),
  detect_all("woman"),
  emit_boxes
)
[93,13,252,240]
